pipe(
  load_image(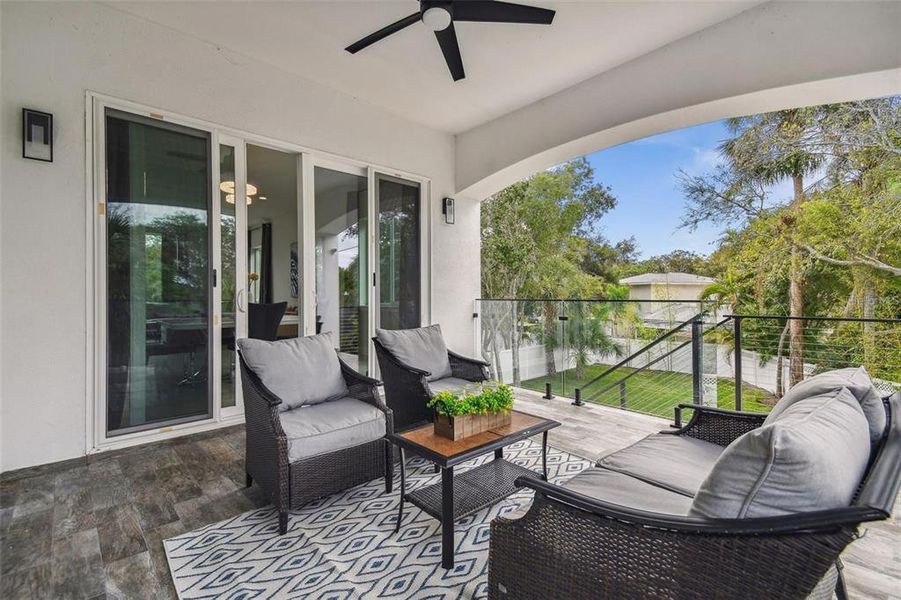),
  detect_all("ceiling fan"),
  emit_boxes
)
[345,1,555,82]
